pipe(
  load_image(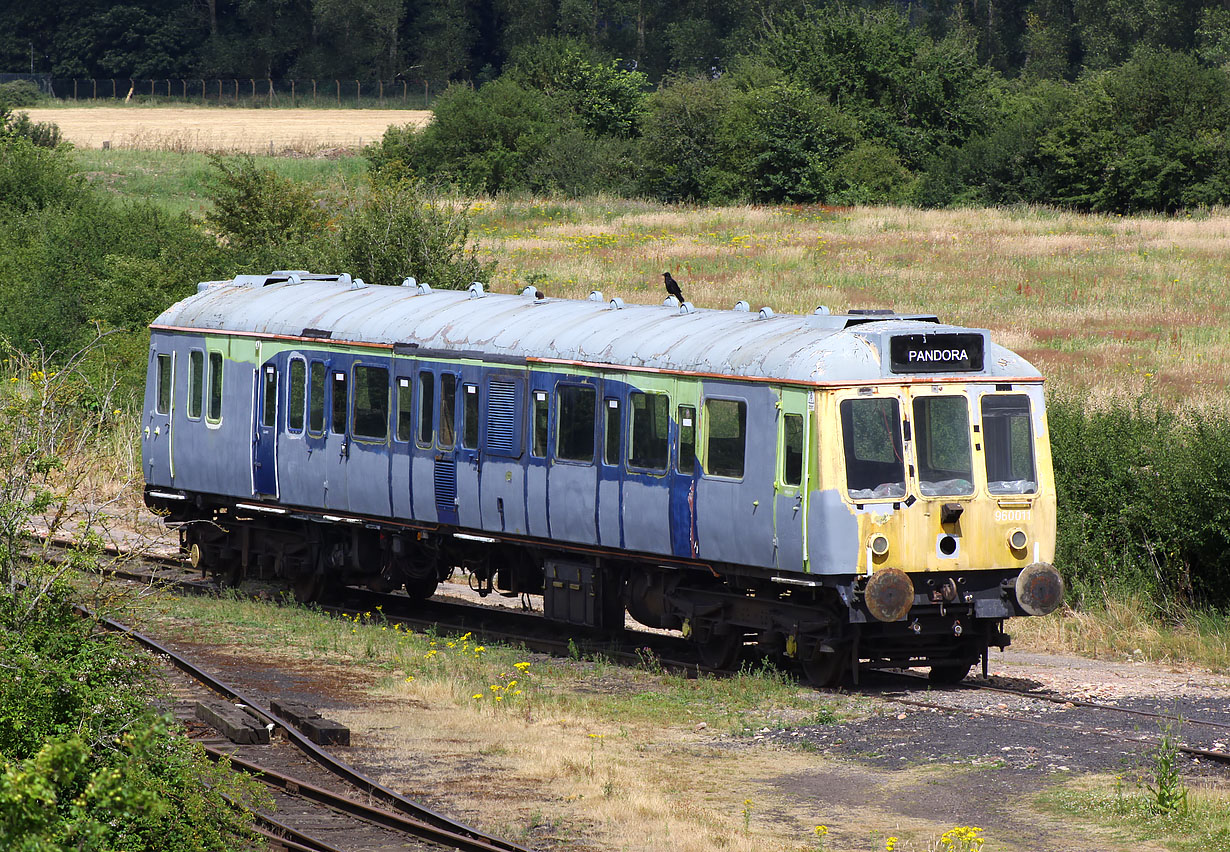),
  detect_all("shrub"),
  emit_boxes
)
[330,176,495,290]
[0,80,41,109]
[638,76,744,203]
[0,136,85,212]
